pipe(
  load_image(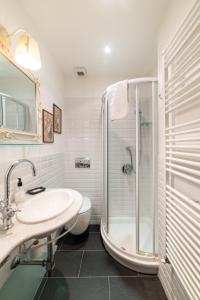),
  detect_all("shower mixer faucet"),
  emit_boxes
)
[122,146,135,175]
